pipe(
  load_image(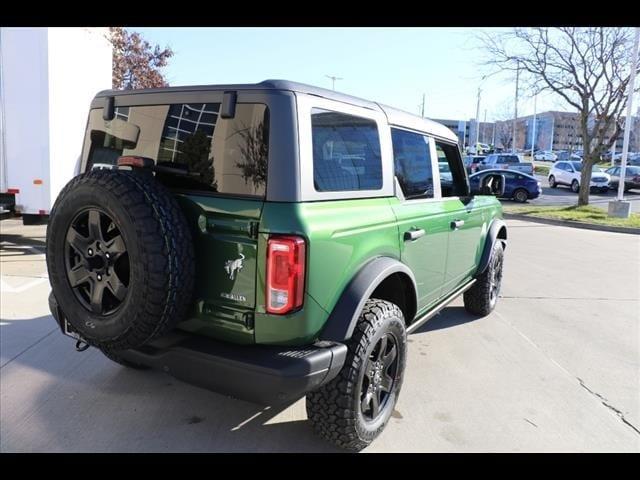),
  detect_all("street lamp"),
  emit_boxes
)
[474,75,487,151]
[325,75,343,91]
[610,26,640,218]
[513,61,520,153]
[530,93,538,160]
